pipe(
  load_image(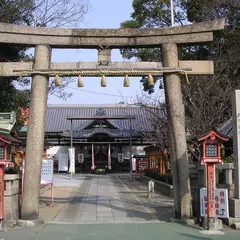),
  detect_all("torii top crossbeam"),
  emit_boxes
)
[0,19,225,48]
[0,19,225,78]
